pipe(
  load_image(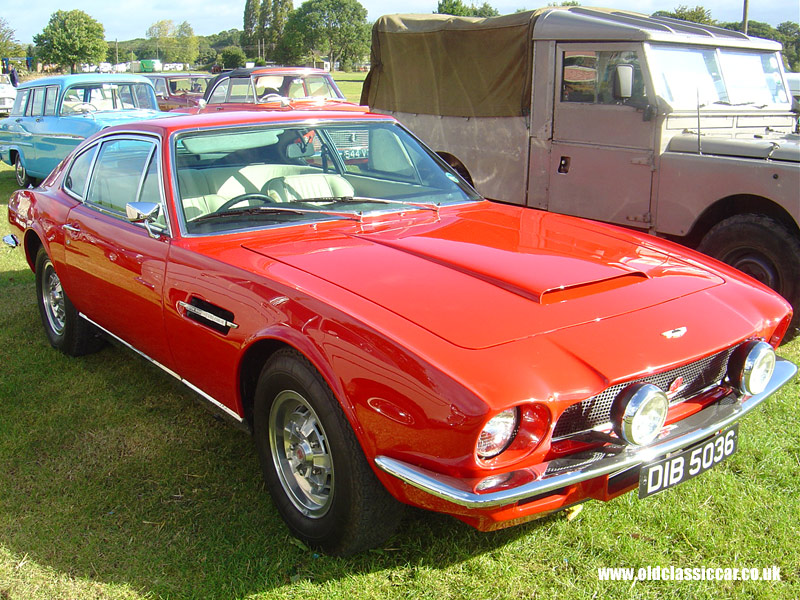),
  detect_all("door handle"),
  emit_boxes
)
[63,224,81,233]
